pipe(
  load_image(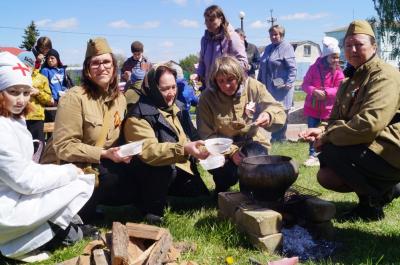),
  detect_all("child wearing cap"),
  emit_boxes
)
[301,37,344,167]
[0,51,95,262]
[17,51,53,148]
